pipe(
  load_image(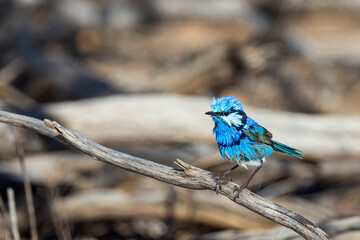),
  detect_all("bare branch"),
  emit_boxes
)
[0,110,331,240]
[6,188,20,240]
